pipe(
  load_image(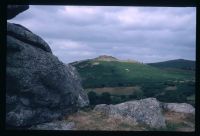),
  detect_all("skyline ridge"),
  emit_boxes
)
[69,54,196,64]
